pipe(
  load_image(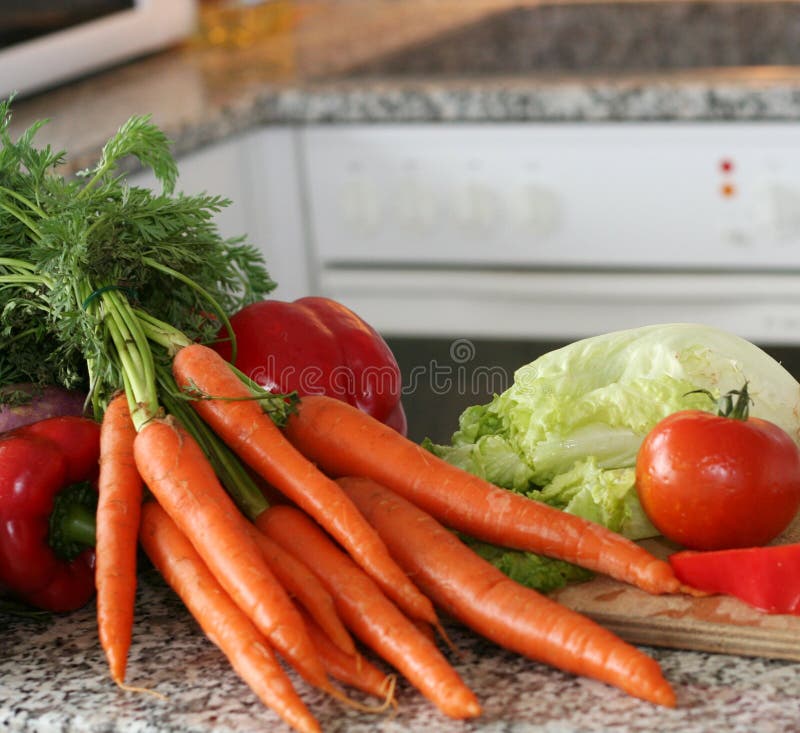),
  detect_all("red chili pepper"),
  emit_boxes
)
[0,416,101,612]
[669,544,800,615]
[214,296,408,434]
